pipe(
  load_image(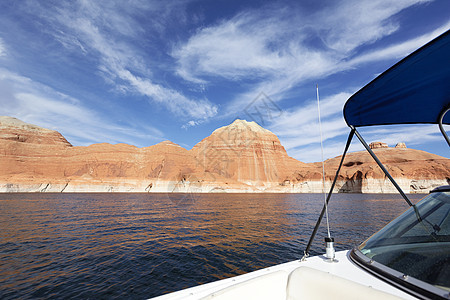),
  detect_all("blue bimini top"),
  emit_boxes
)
[344,29,450,127]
